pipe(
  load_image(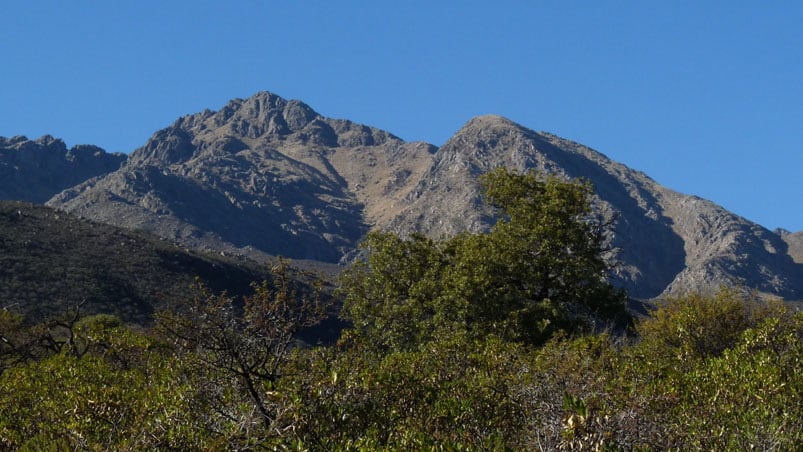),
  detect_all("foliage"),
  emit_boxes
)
[0,308,30,375]
[288,331,531,449]
[634,287,791,377]
[672,314,803,449]
[0,284,800,449]
[339,232,454,350]
[341,168,629,349]
[285,290,801,450]
[534,290,803,450]
[156,258,329,446]
[623,289,803,449]
[0,316,204,450]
